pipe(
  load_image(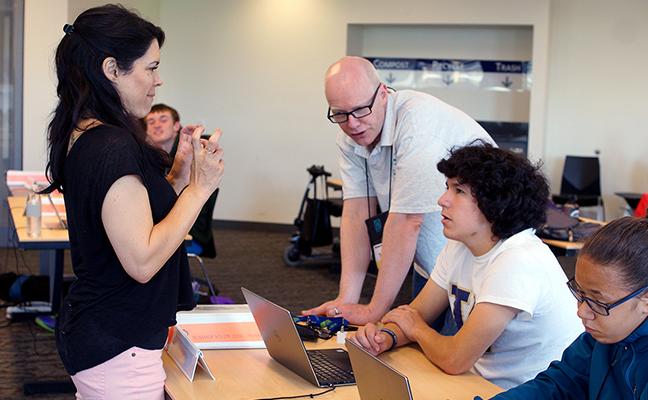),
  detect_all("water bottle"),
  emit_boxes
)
[25,185,42,238]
